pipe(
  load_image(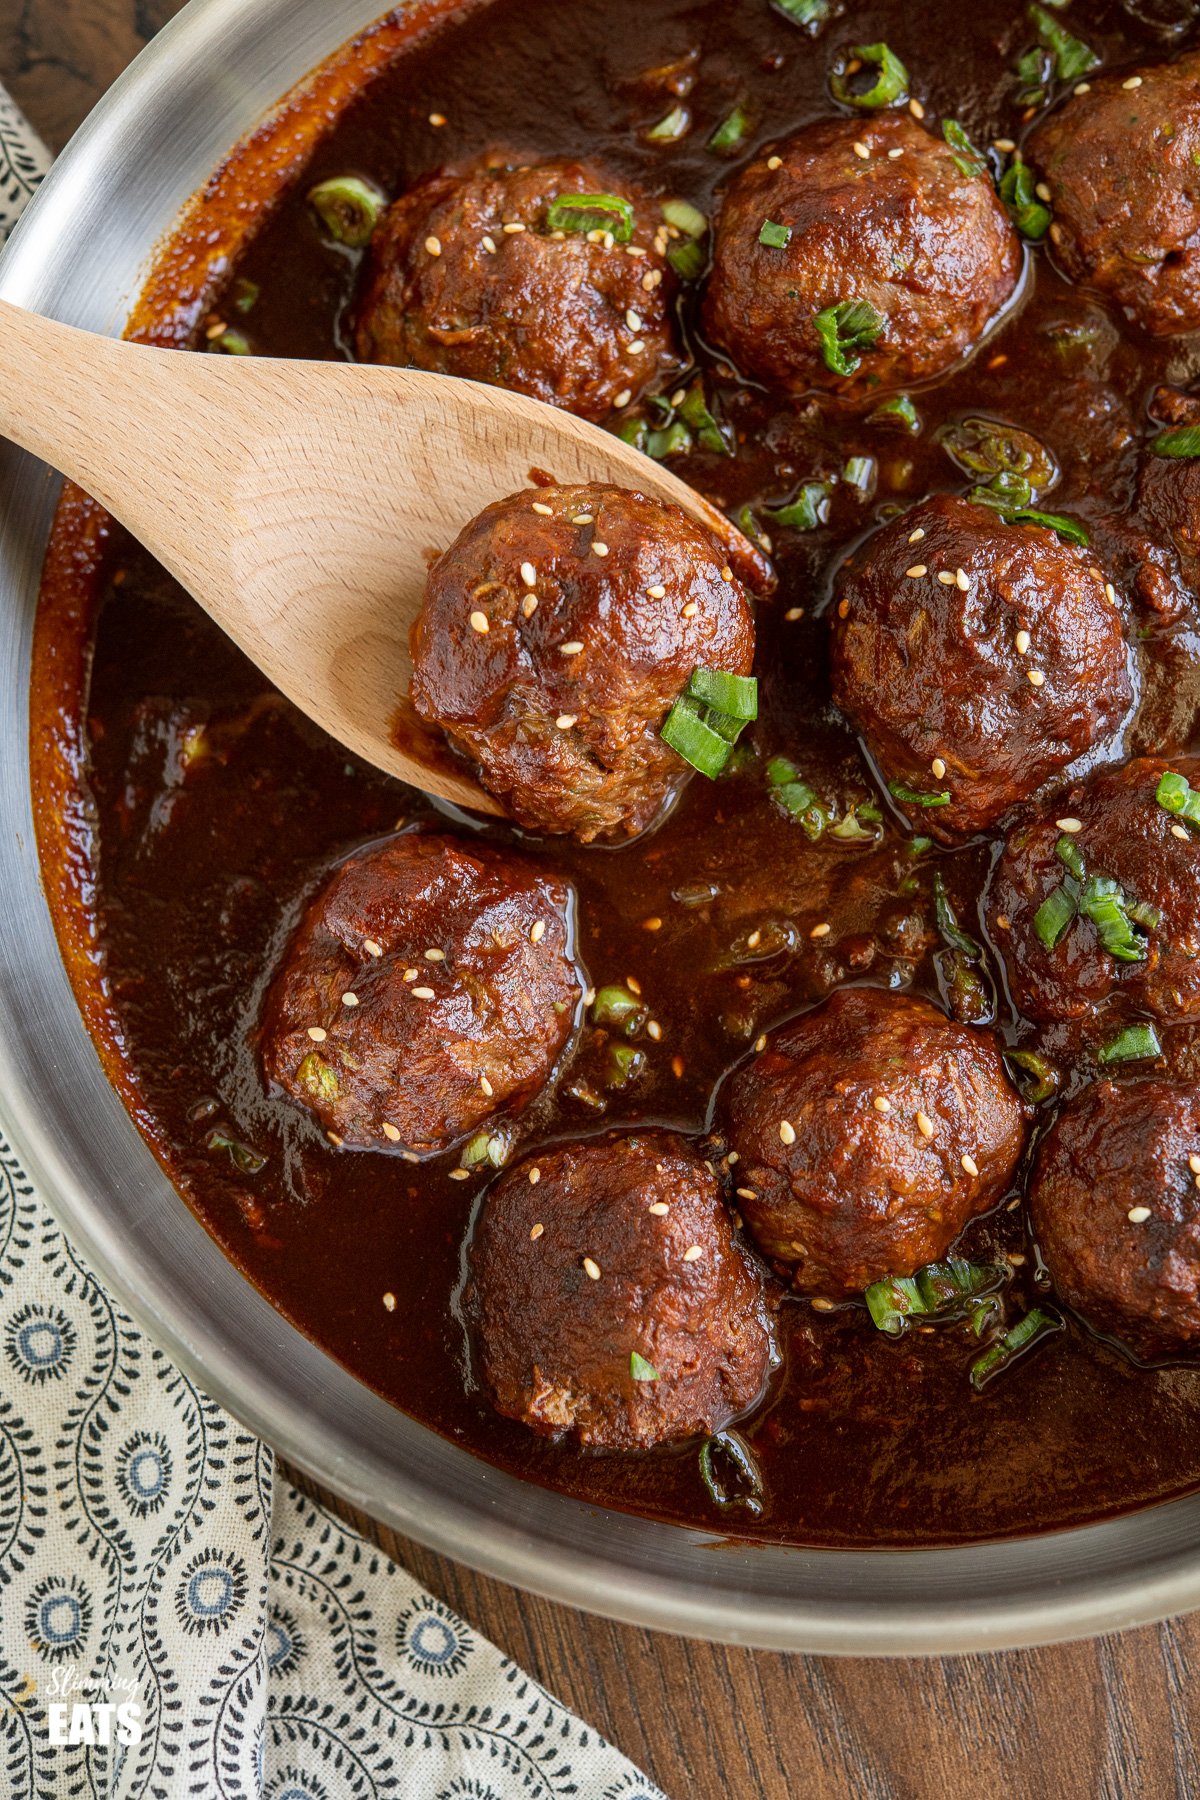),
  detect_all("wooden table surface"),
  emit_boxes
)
[8,6,1200,1796]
